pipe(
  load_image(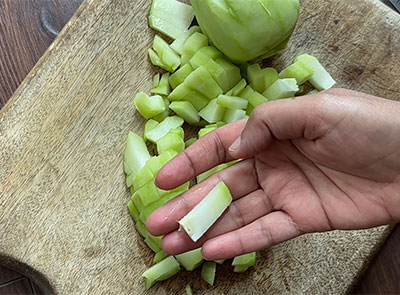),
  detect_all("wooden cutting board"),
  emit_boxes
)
[0,0,399,294]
